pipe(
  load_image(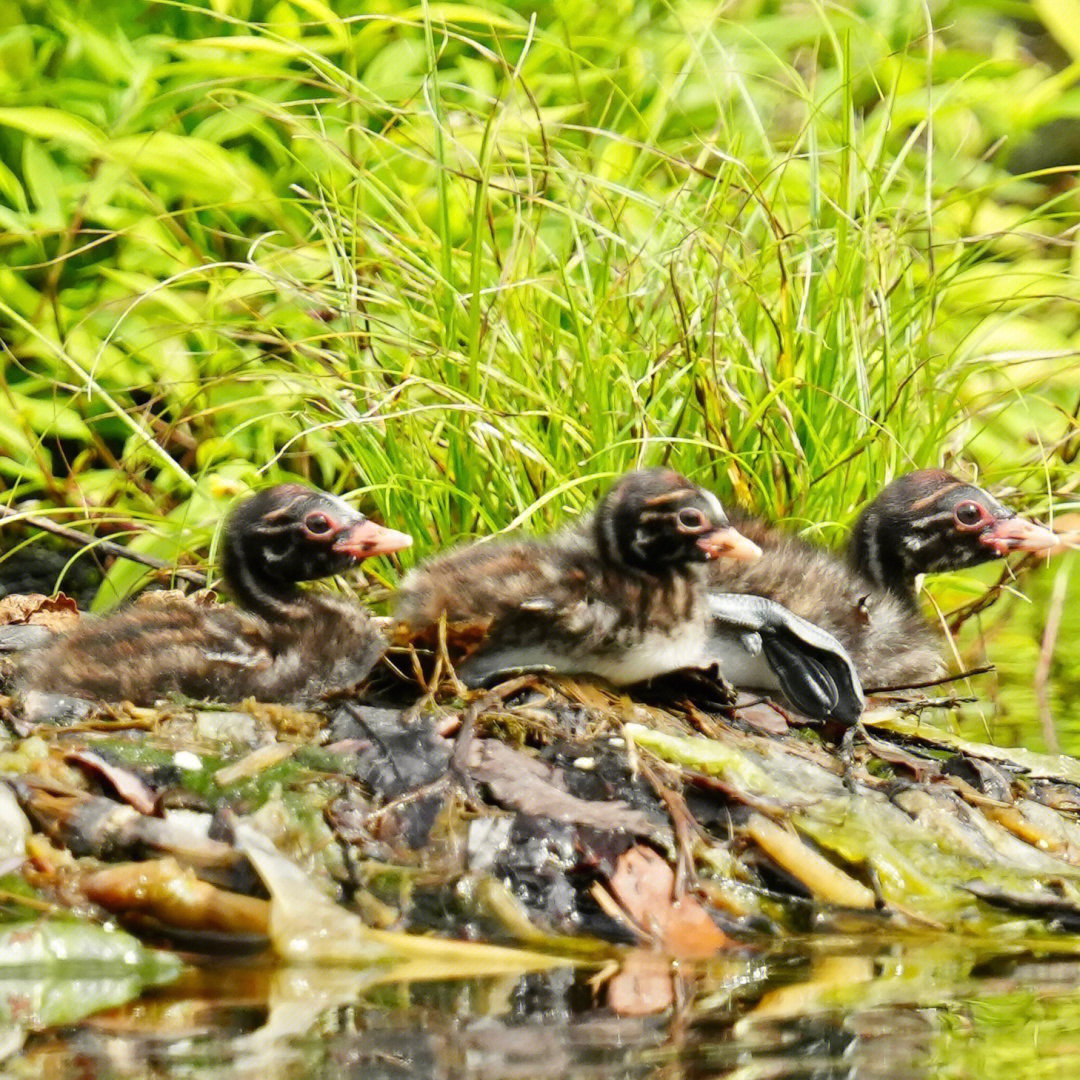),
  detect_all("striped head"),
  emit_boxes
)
[594,469,761,574]
[848,469,1056,602]
[222,485,412,606]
